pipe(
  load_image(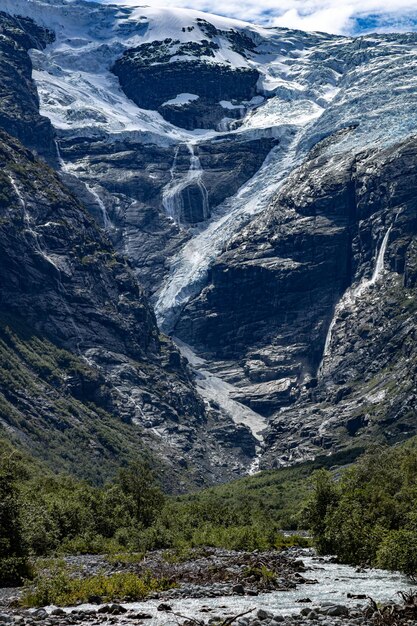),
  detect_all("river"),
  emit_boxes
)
[43,552,412,624]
